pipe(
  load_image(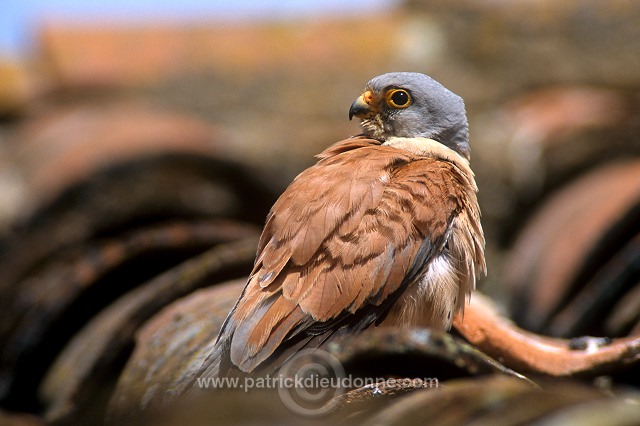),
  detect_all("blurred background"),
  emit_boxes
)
[1,0,639,423]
